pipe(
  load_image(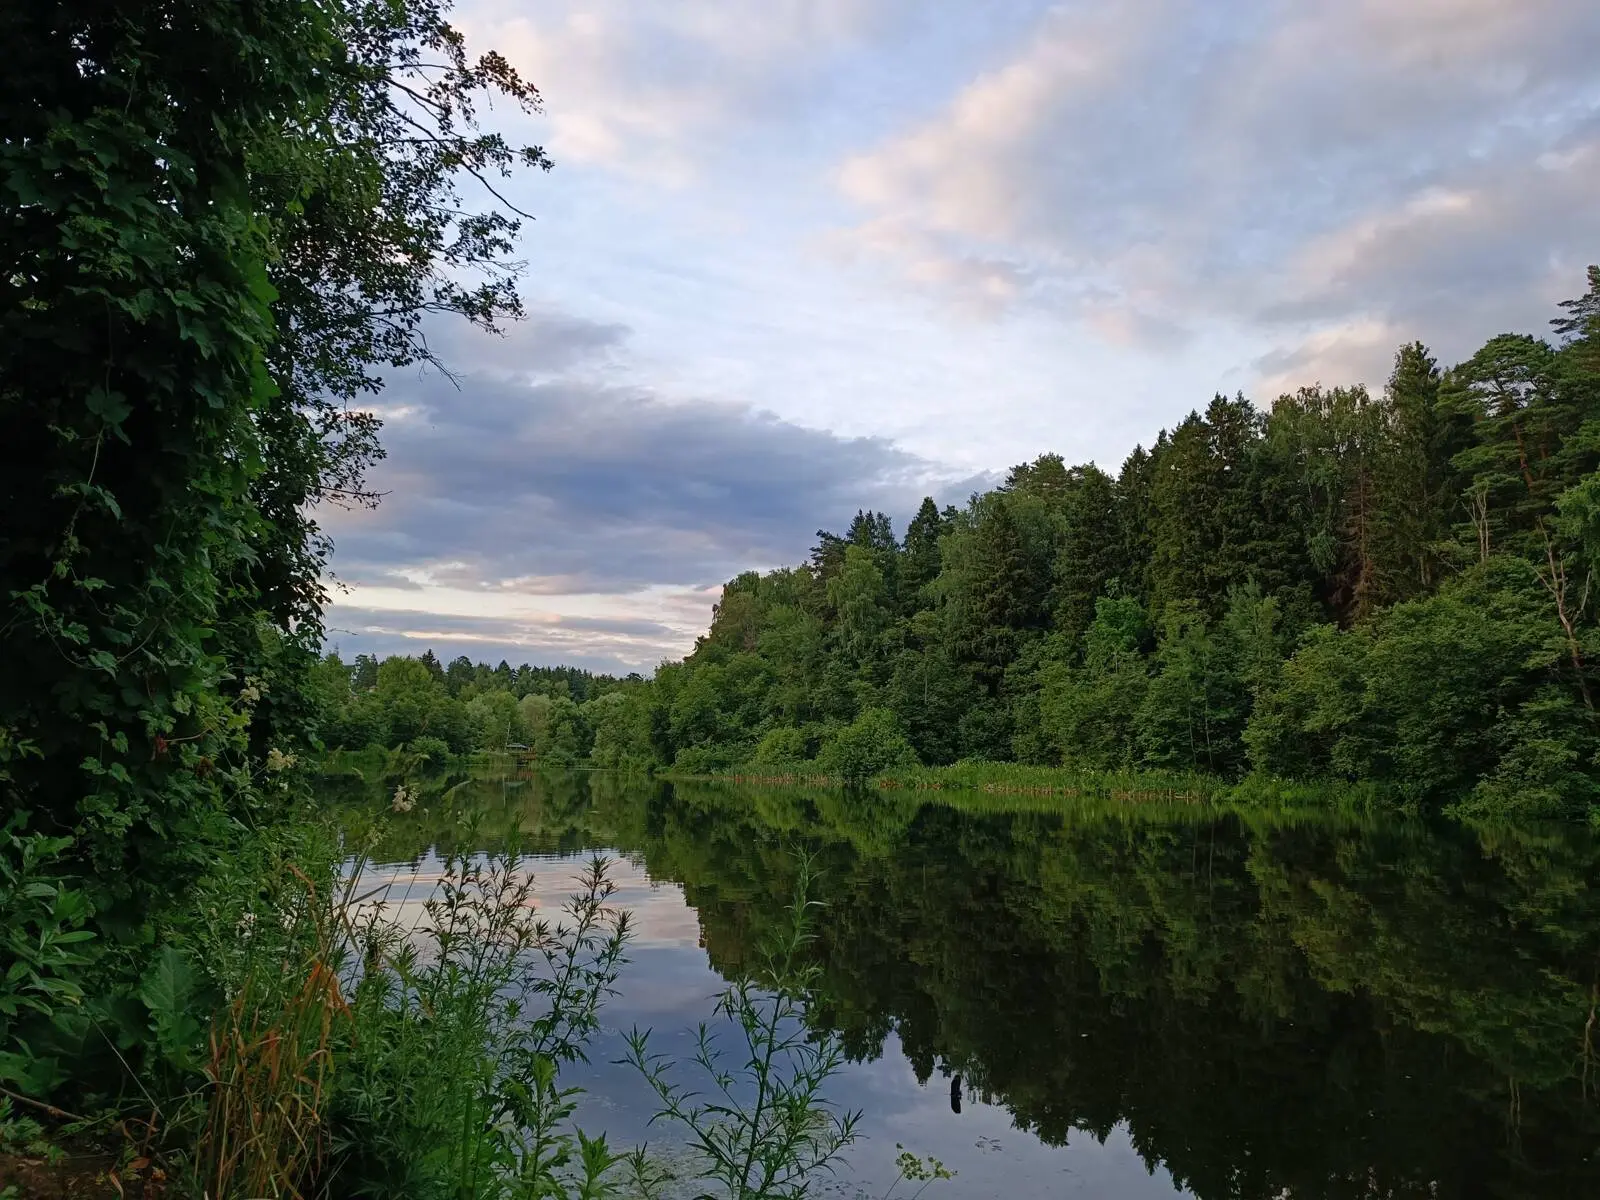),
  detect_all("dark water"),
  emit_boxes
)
[327,767,1600,1199]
